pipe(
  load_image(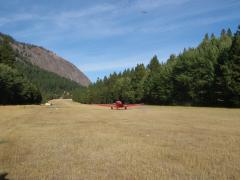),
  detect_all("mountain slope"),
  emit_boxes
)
[0,33,91,87]
[15,59,84,102]
[0,32,88,102]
